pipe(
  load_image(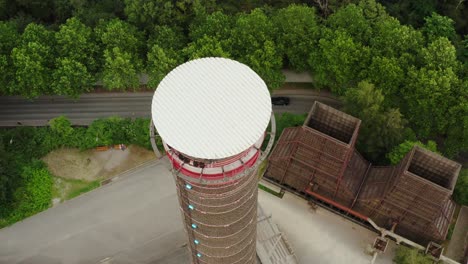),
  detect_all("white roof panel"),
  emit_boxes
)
[151,57,272,159]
